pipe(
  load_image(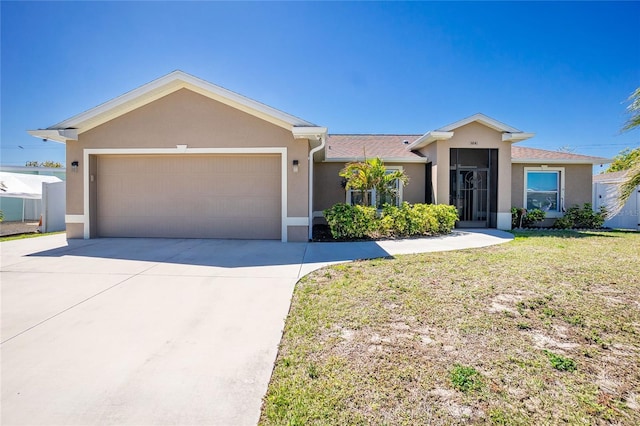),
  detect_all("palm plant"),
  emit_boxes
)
[339,157,408,207]
[612,87,640,213]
